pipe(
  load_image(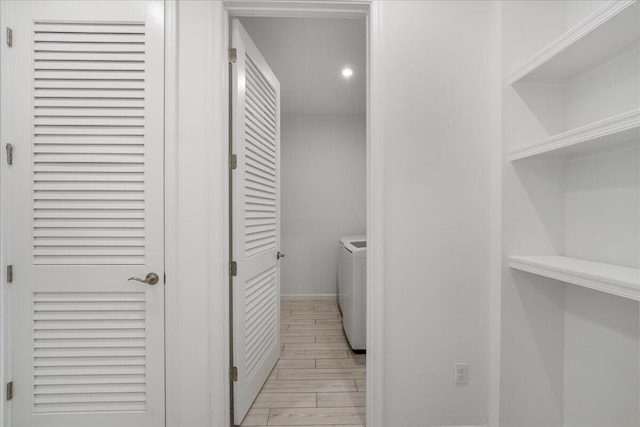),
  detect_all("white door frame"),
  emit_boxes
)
[222,2,384,426]
[0,6,11,427]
